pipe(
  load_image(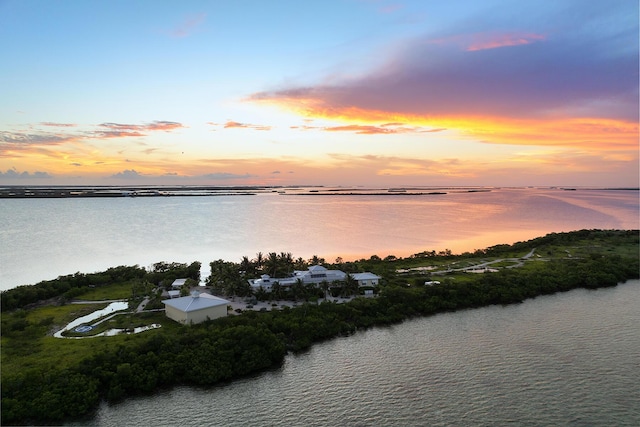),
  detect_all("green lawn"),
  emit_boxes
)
[1,300,175,375]
[73,281,134,300]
